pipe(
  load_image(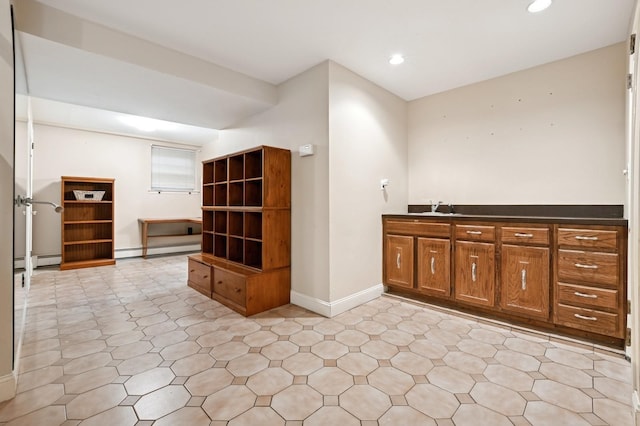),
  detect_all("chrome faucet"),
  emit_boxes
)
[430,200,442,213]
